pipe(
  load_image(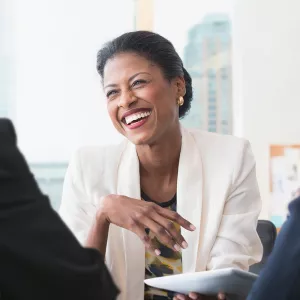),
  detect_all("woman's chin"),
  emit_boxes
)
[126,131,154,146]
